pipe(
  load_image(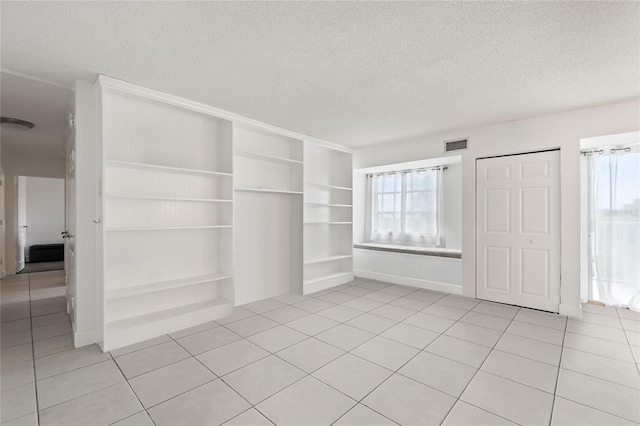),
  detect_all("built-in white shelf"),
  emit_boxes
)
[235,150,303,166]
[105,298,233,350]
[304,202,352,207]
[304,271,353,287]
[235,188,303,195]
[304,182,353,191]
[303,141,353,295]
[106,159,232,177]
[106,273,232,300]
[105,195,232,203]
[304,255,353,265]
[106,225,232,232]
